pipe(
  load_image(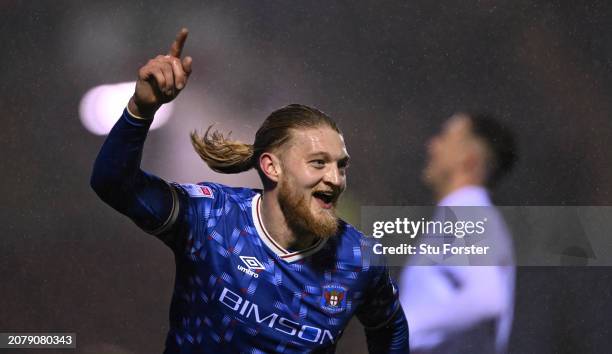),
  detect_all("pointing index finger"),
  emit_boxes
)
[168,28,189,58]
